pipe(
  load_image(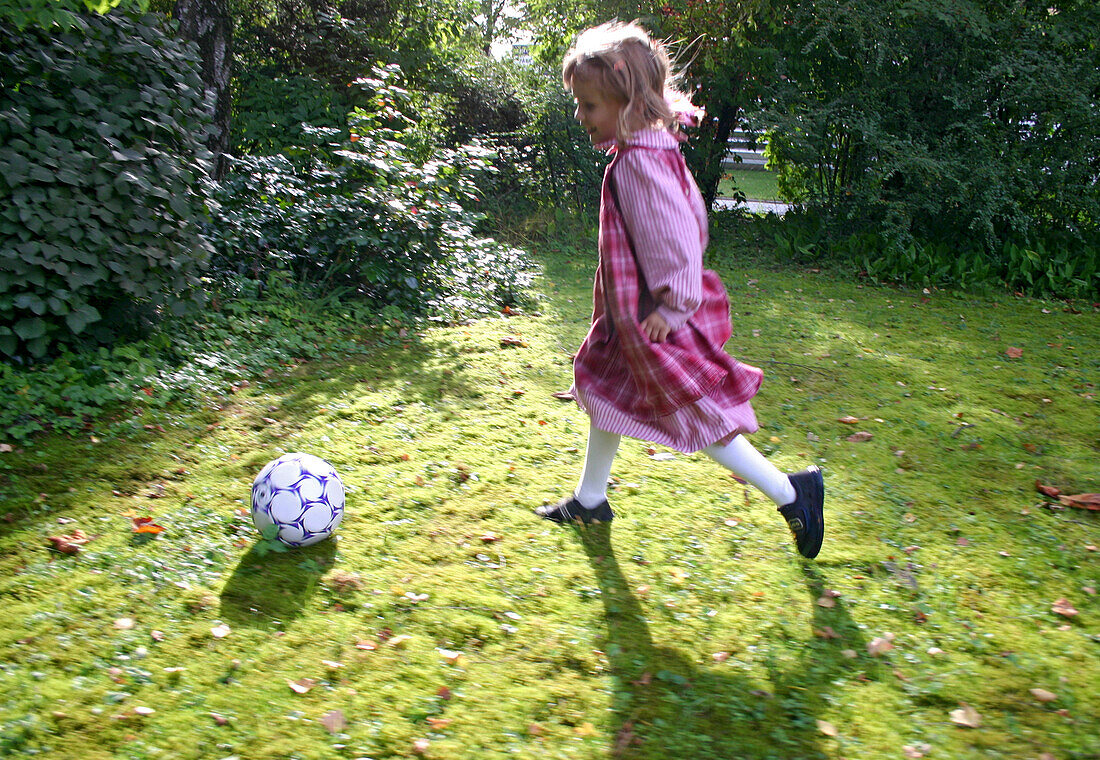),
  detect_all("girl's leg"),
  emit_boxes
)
[703,434,796,506]
[535,423,619,523]
[575,424,621,508]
